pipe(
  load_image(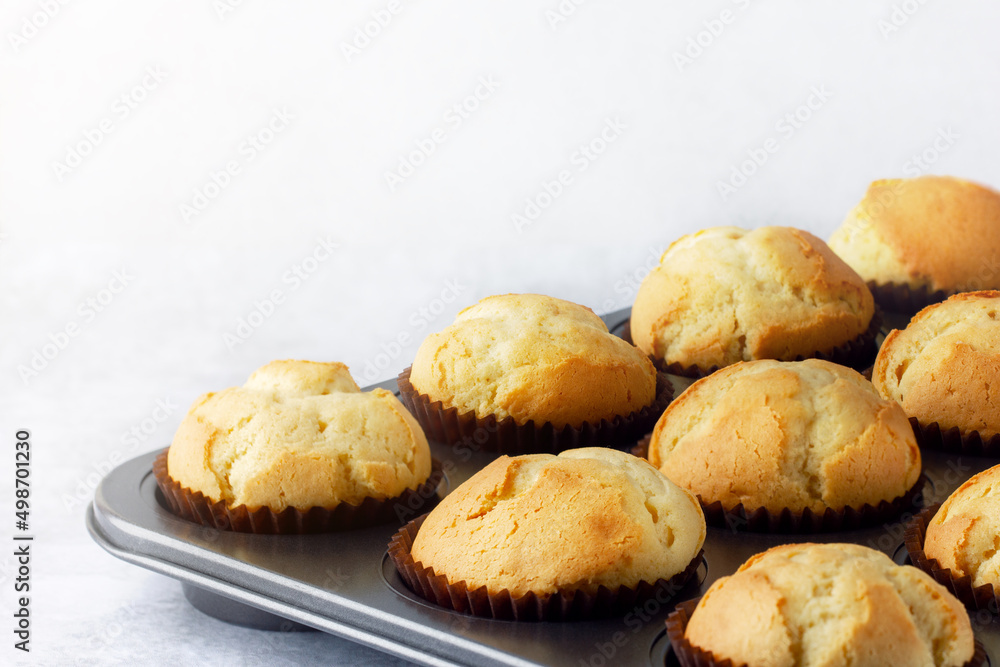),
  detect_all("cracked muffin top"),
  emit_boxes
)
[648,359,920,513]
[685,543,974,667]
[409,448,705,597]
[924,463,1000,589]
[829,176,1000,293]
[166,360,431,511]
[630,226,874,371]
[409,293,656,428]
[873,290,1000,438]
